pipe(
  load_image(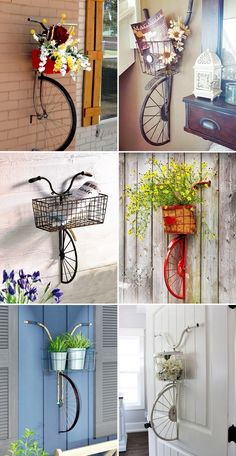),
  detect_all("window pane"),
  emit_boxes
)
[101,0,117,119]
